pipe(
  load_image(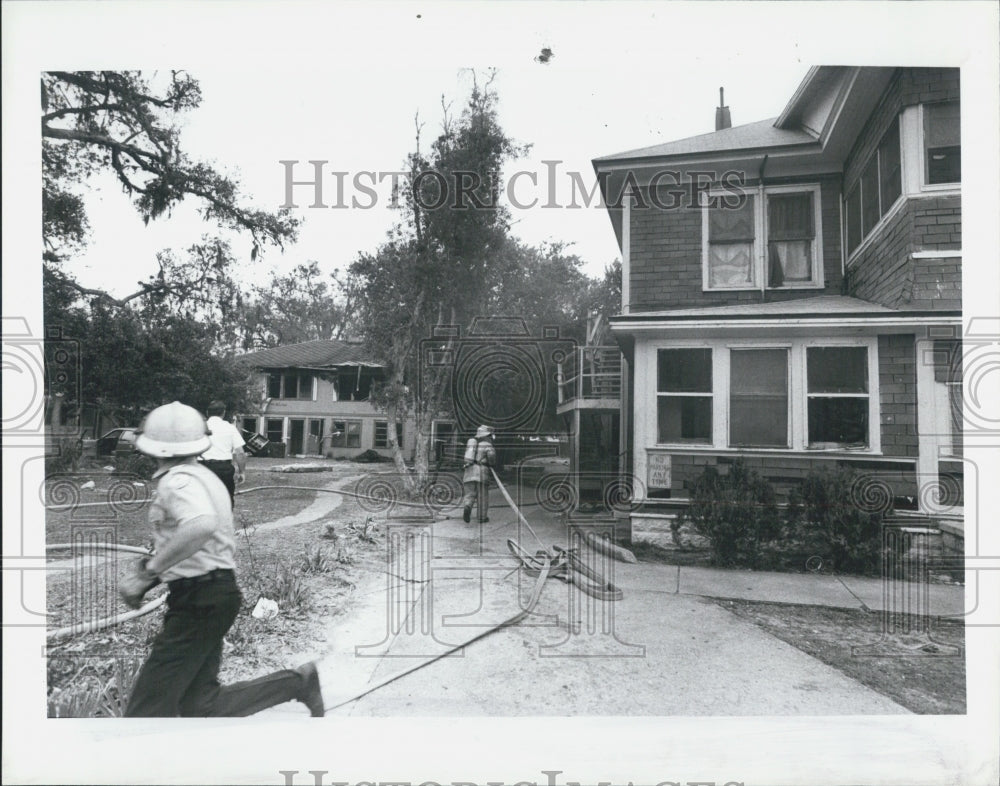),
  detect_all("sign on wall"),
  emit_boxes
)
[647,452,672,490]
